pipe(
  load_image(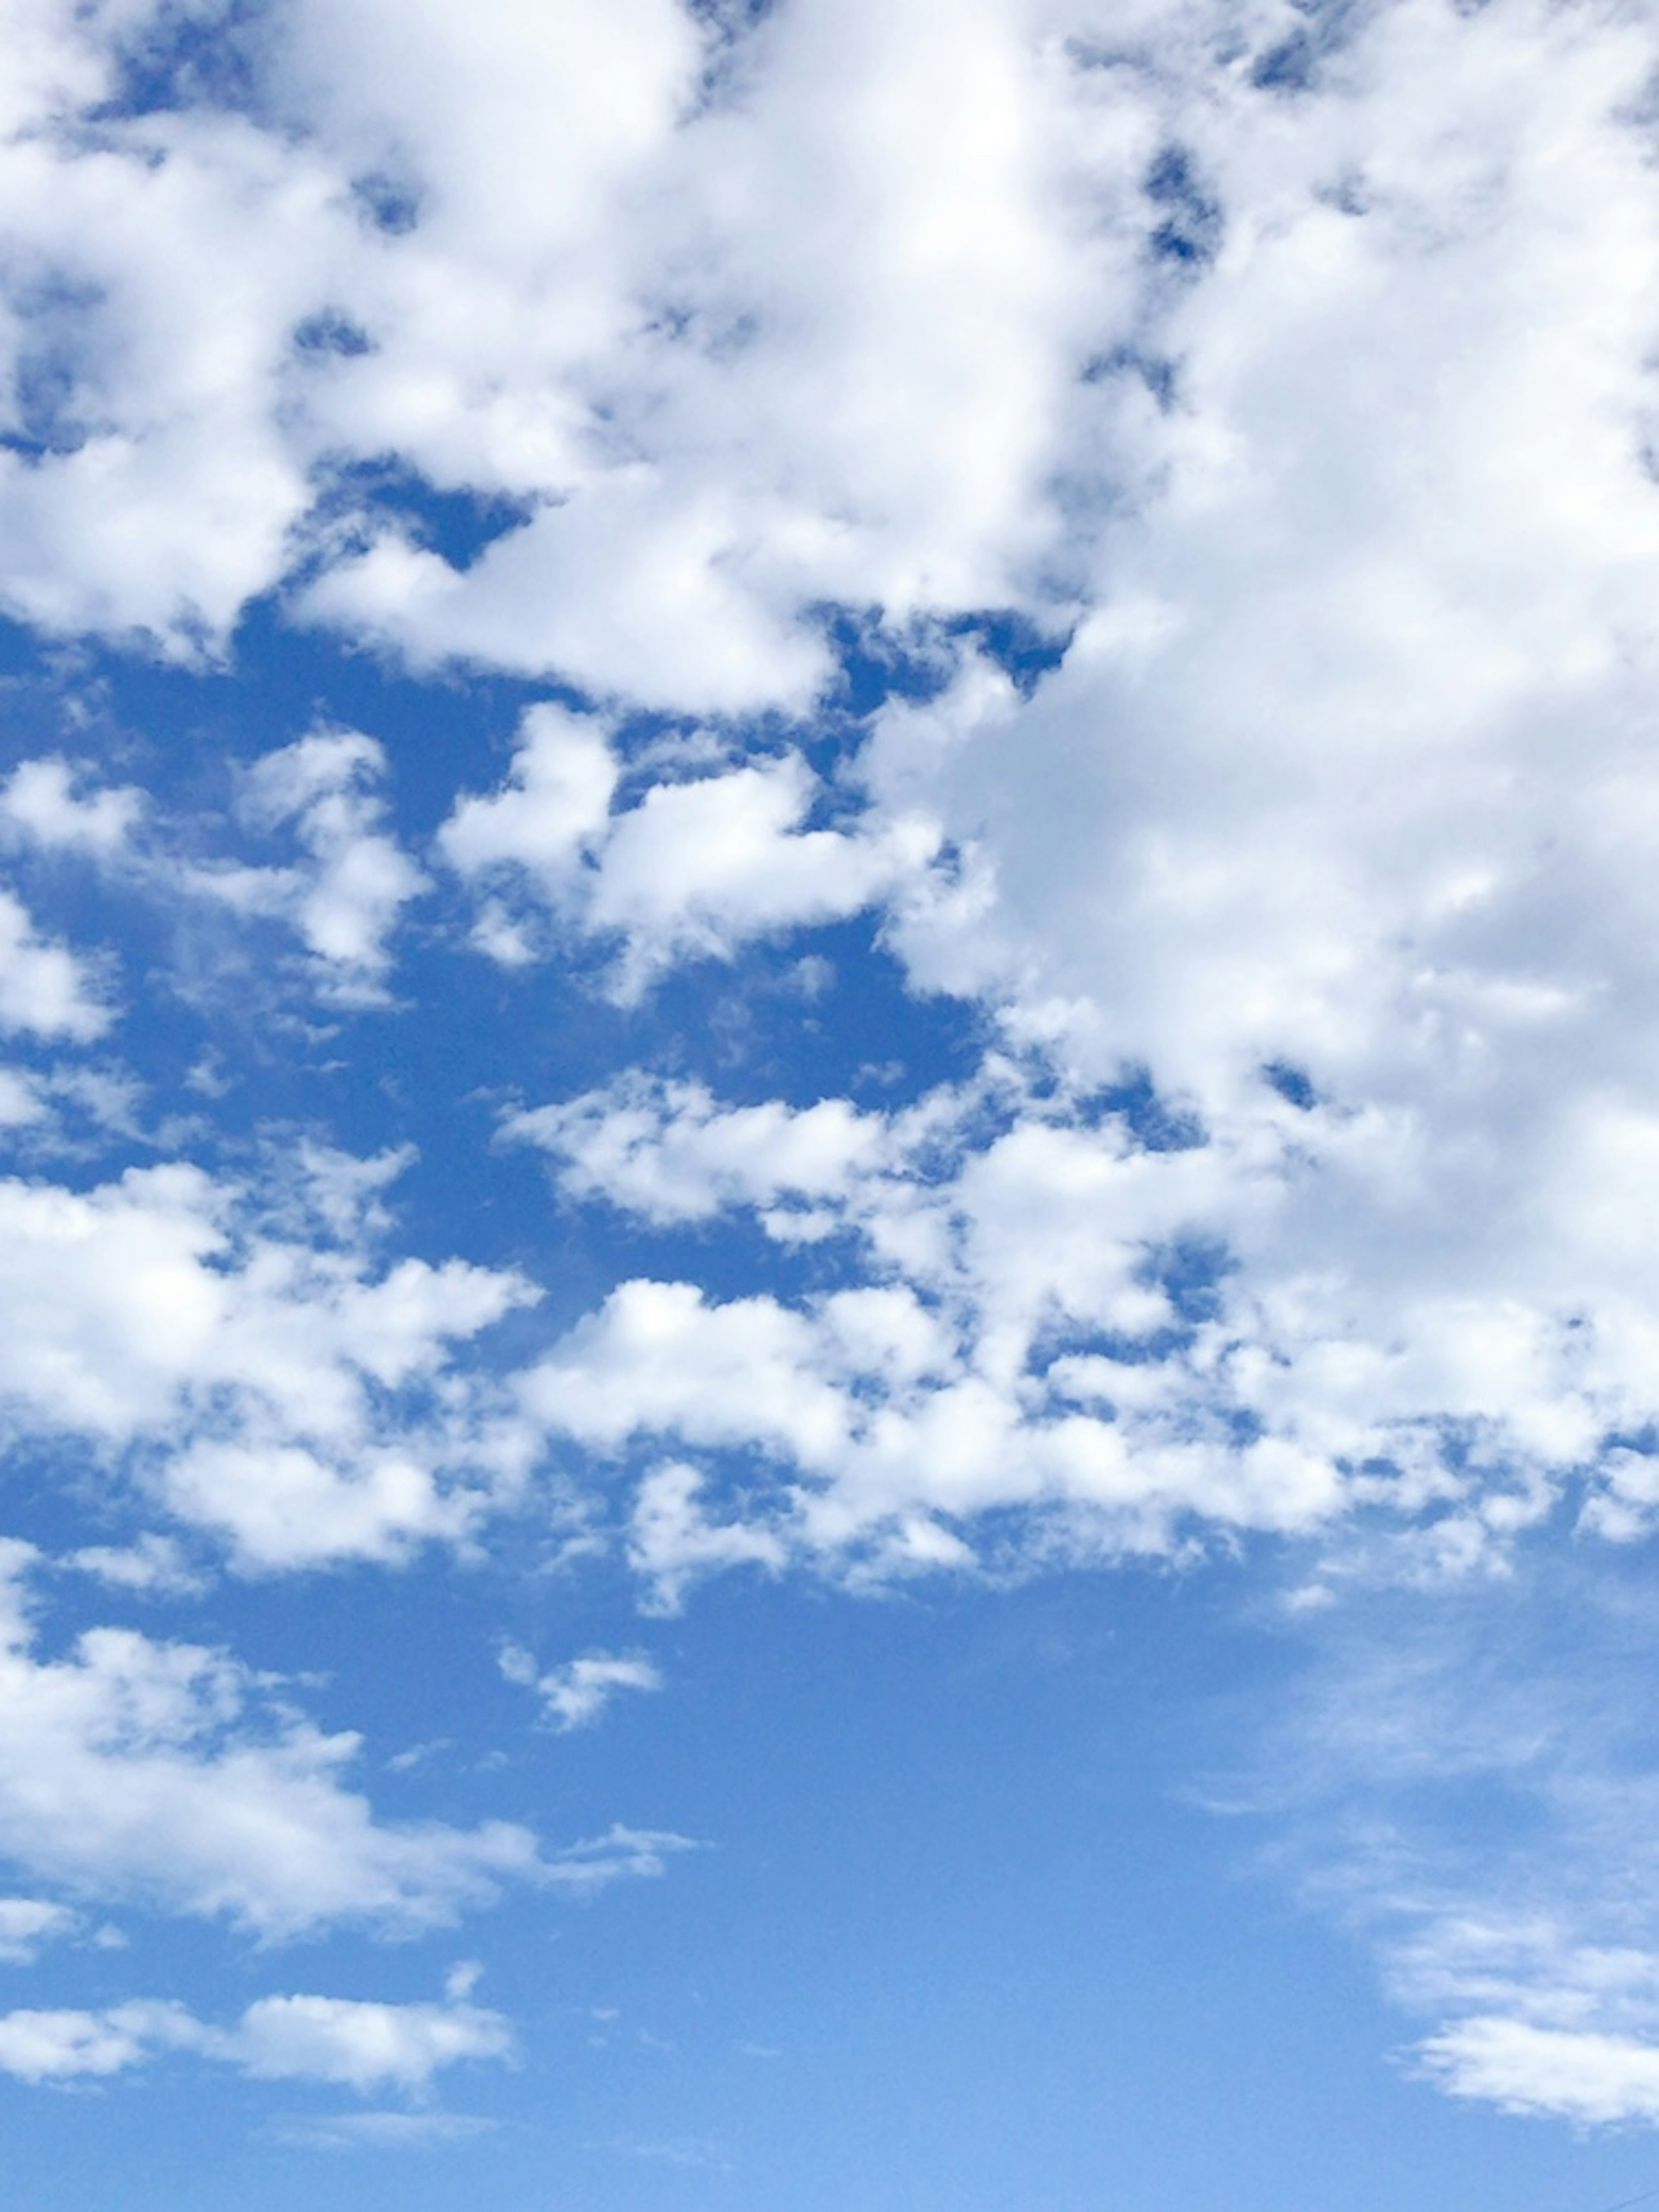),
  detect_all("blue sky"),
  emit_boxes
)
[3,0,1659,2203]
